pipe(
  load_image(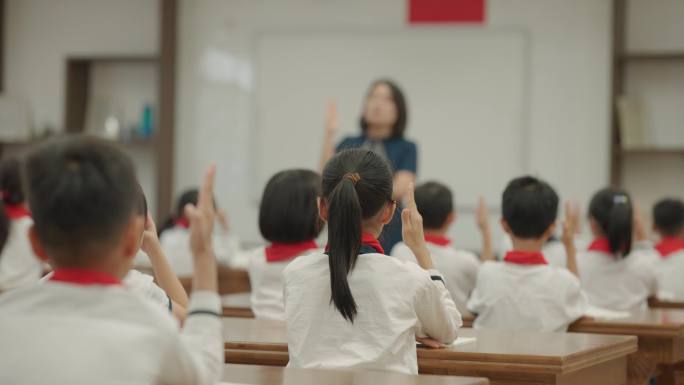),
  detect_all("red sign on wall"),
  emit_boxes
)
[408,0,485,24]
